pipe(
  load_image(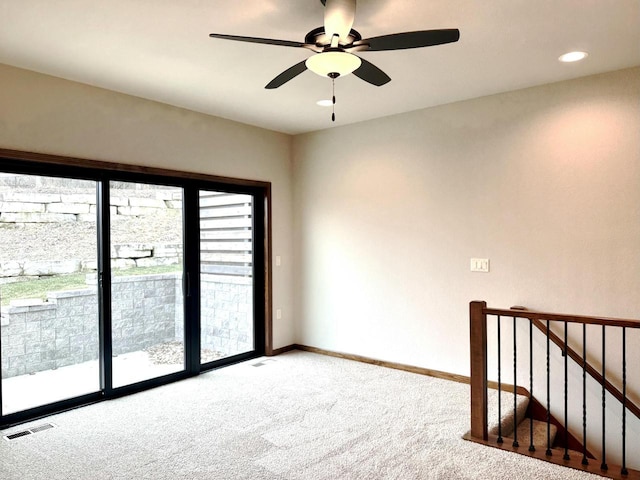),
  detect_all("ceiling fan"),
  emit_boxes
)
[209,0,459,119]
